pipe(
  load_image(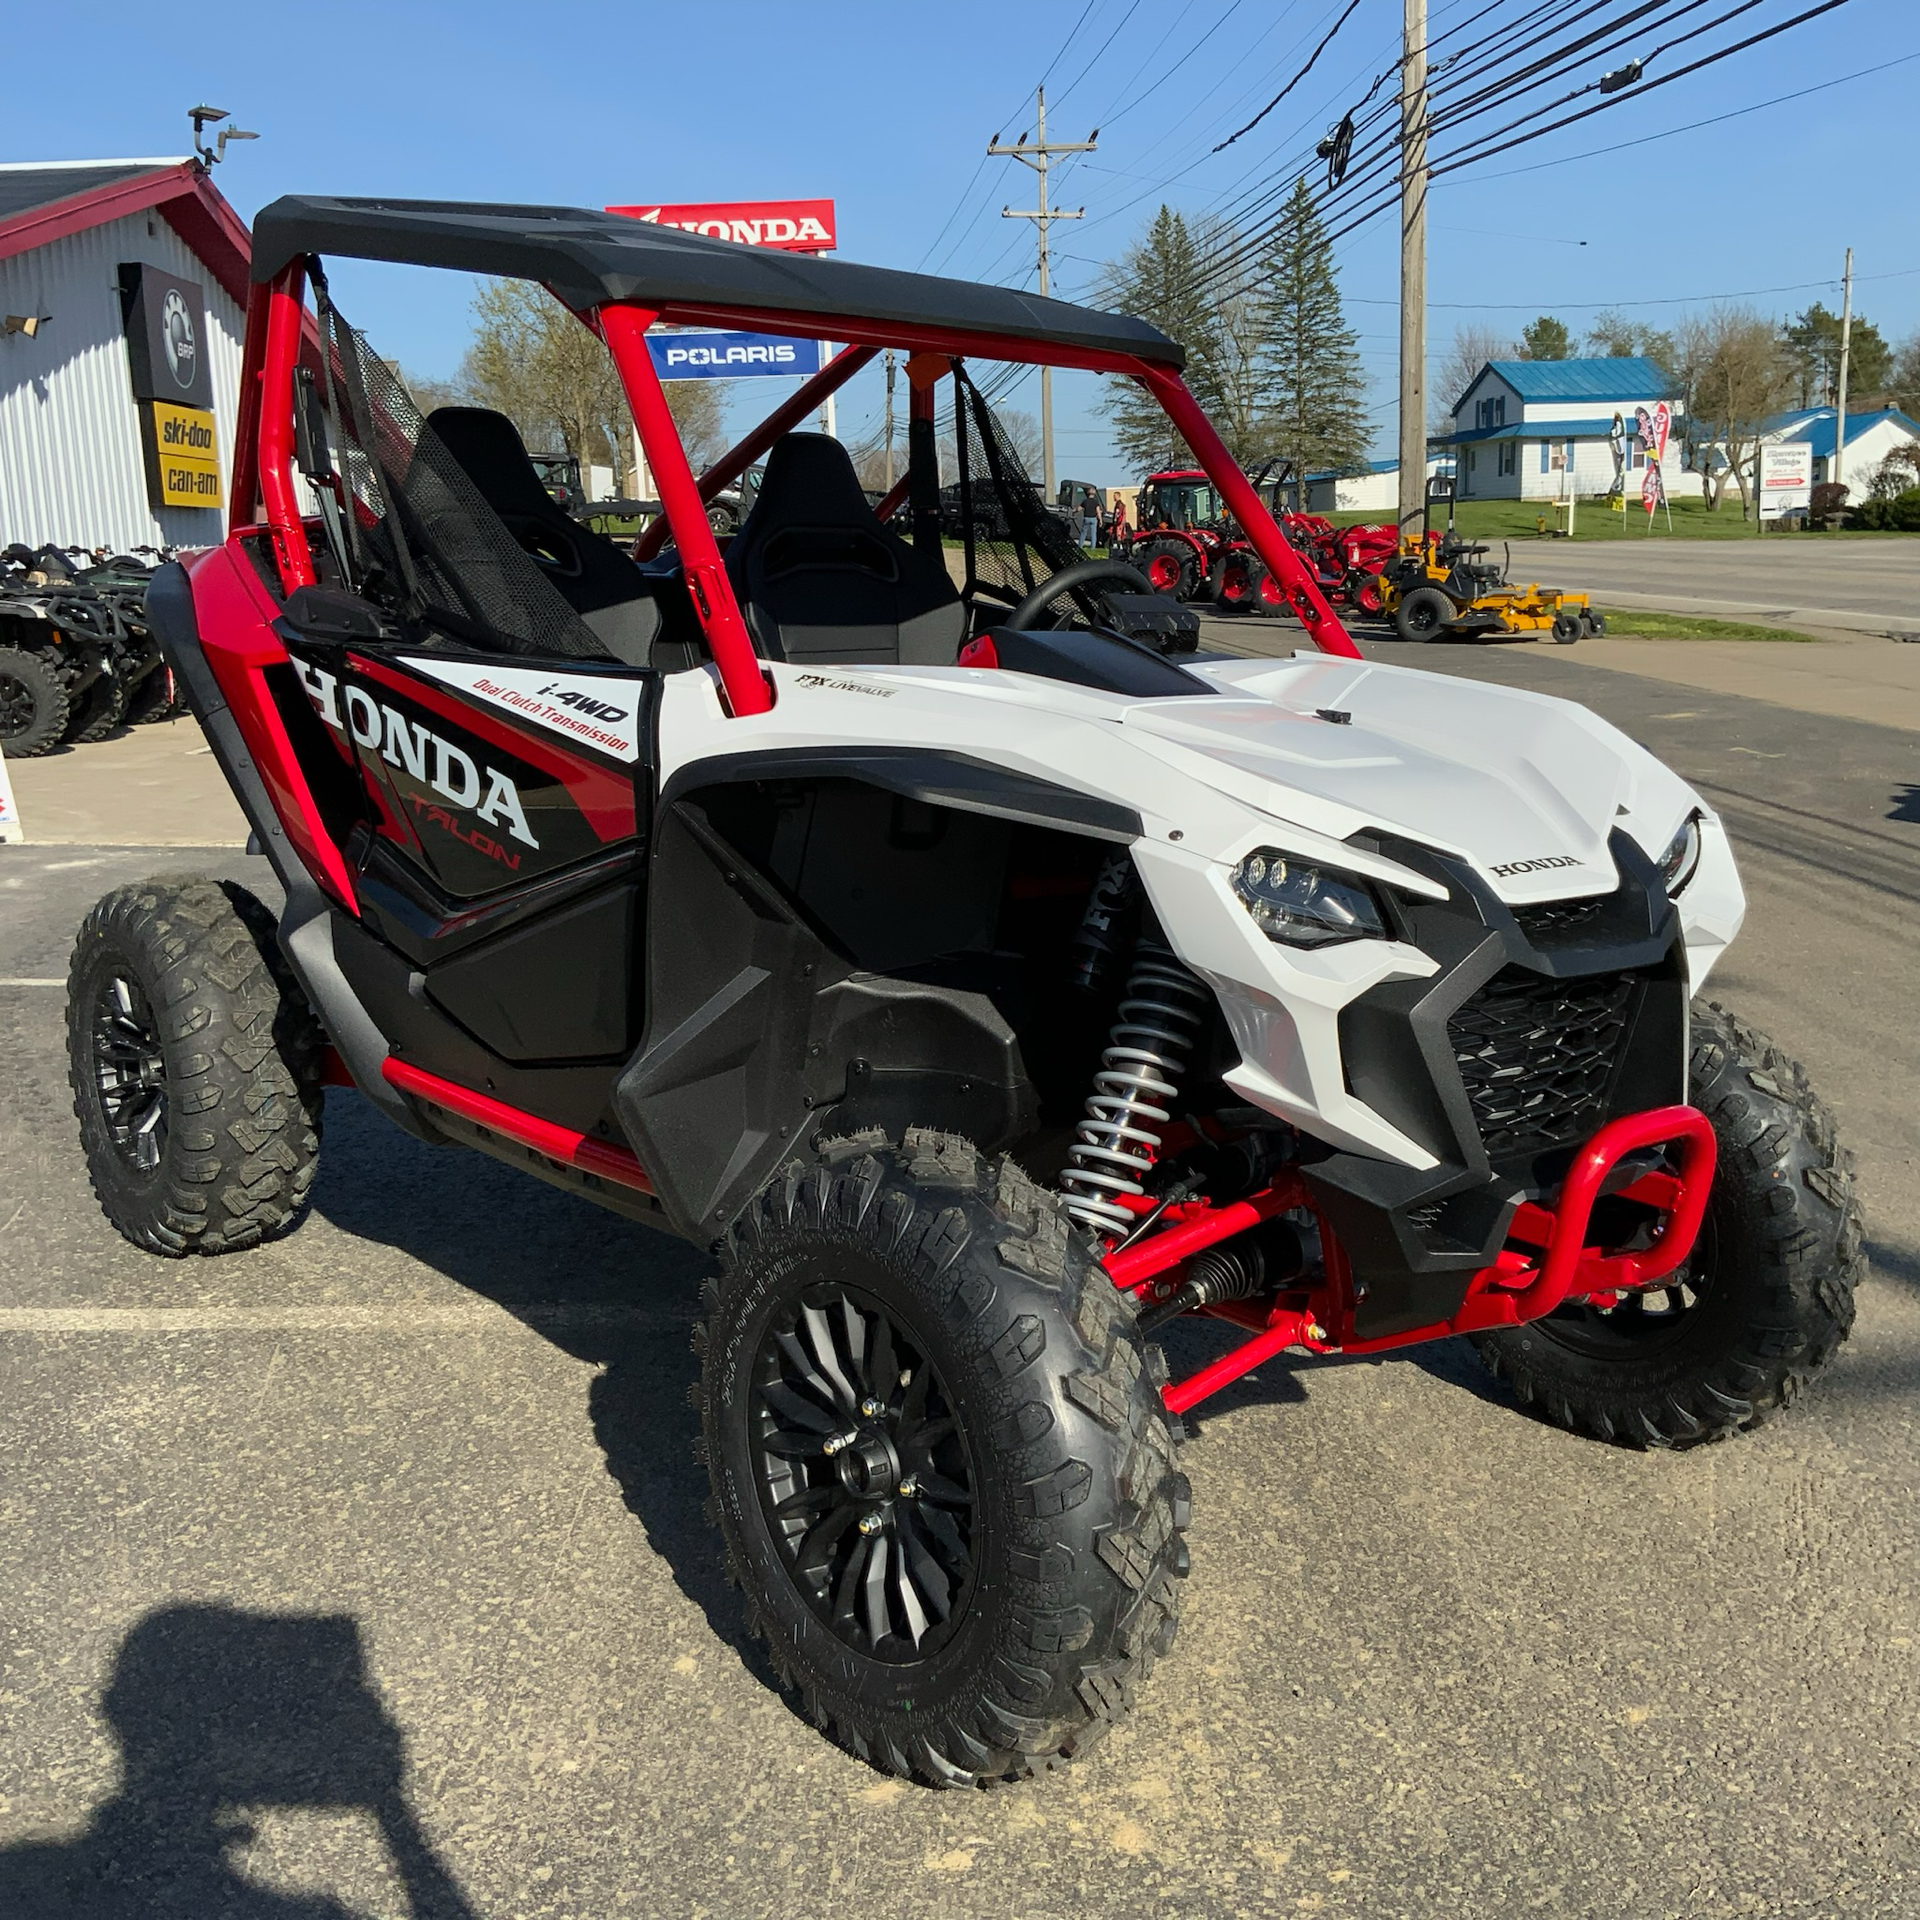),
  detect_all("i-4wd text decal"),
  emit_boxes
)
[399,658,644,763]
[294,660,538,849]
